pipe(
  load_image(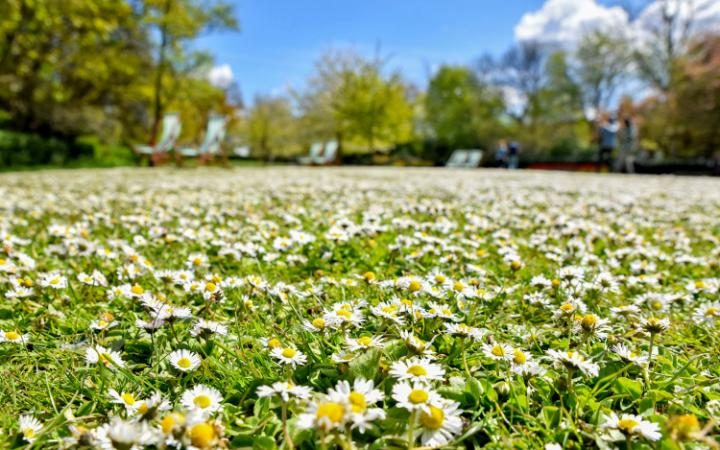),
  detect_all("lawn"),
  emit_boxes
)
[0,167,719,449]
